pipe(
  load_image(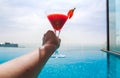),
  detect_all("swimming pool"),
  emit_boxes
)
[0,46,107,78]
